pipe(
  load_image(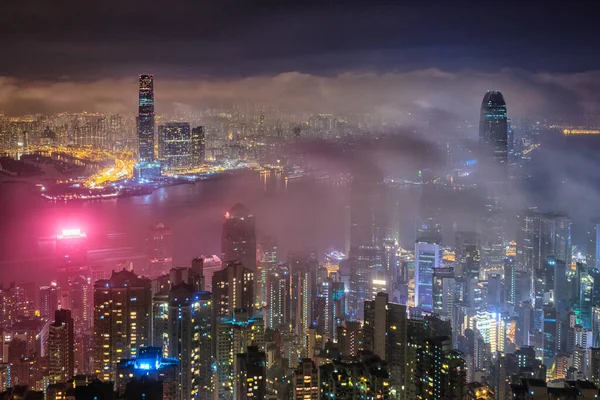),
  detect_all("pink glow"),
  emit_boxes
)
[58,228,86,239]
